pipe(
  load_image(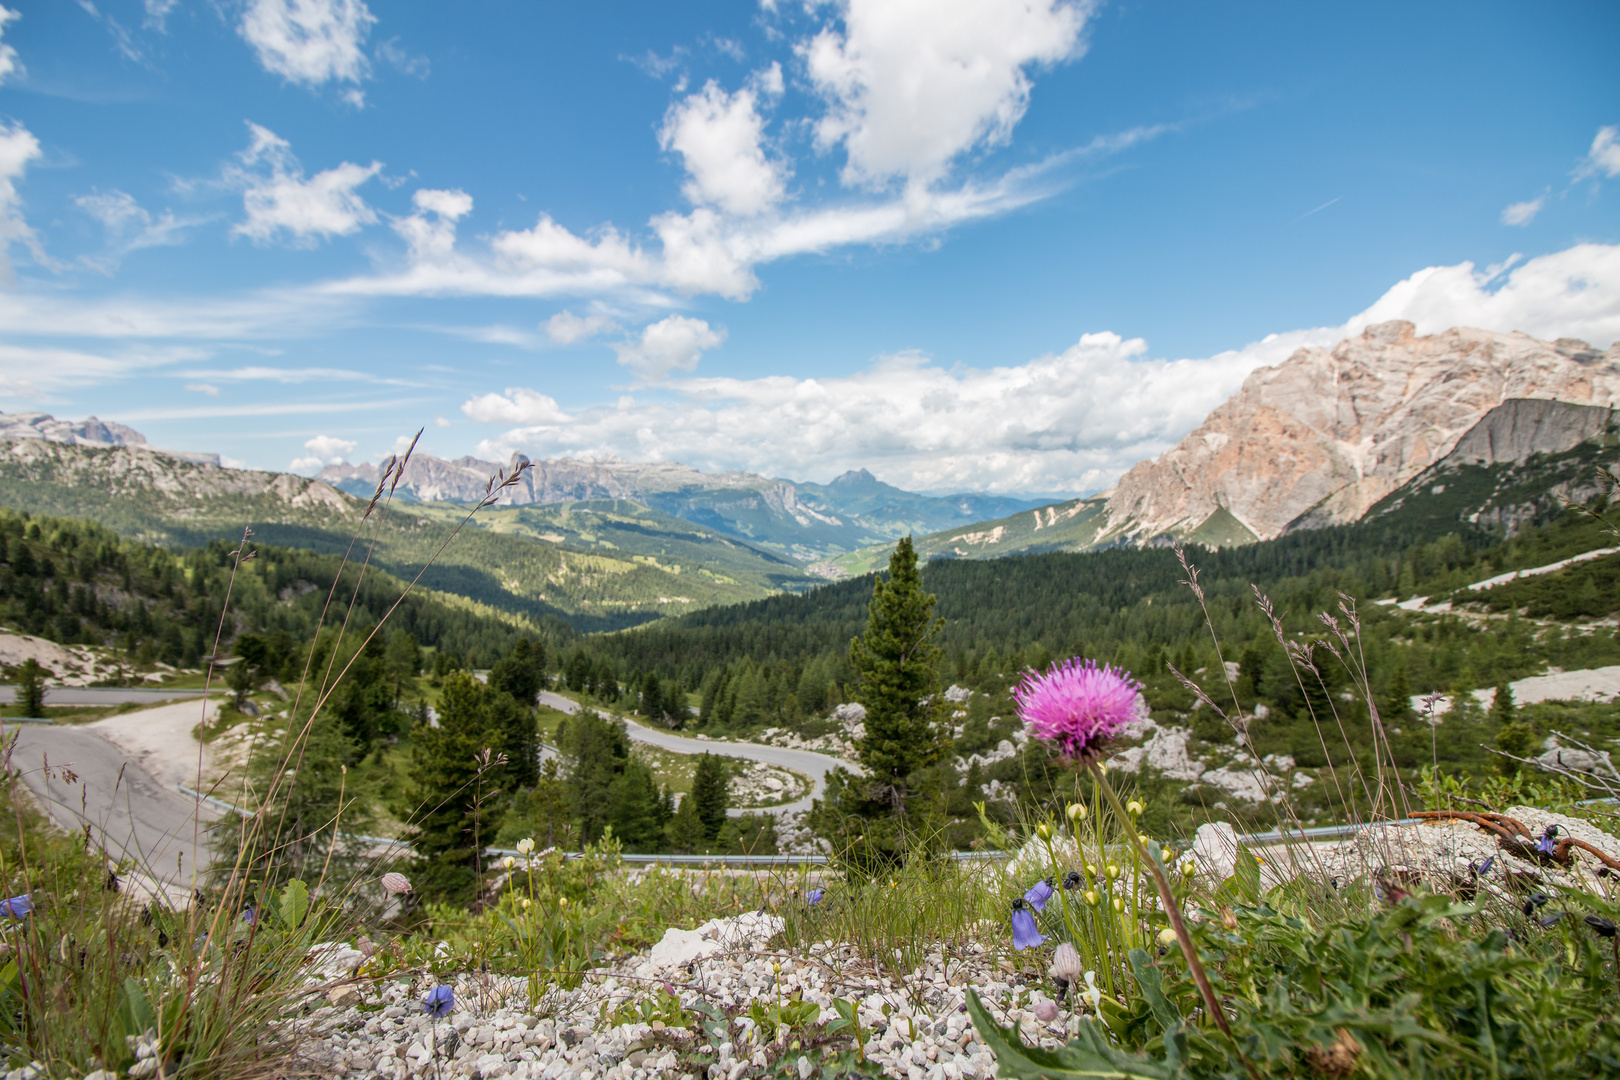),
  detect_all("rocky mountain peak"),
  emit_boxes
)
[1100,321,1620,544]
